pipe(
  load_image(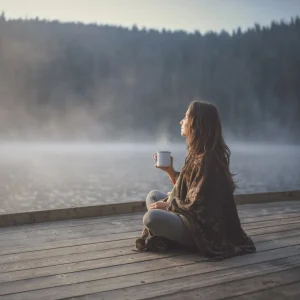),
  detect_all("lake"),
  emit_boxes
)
[0,142,299,213]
